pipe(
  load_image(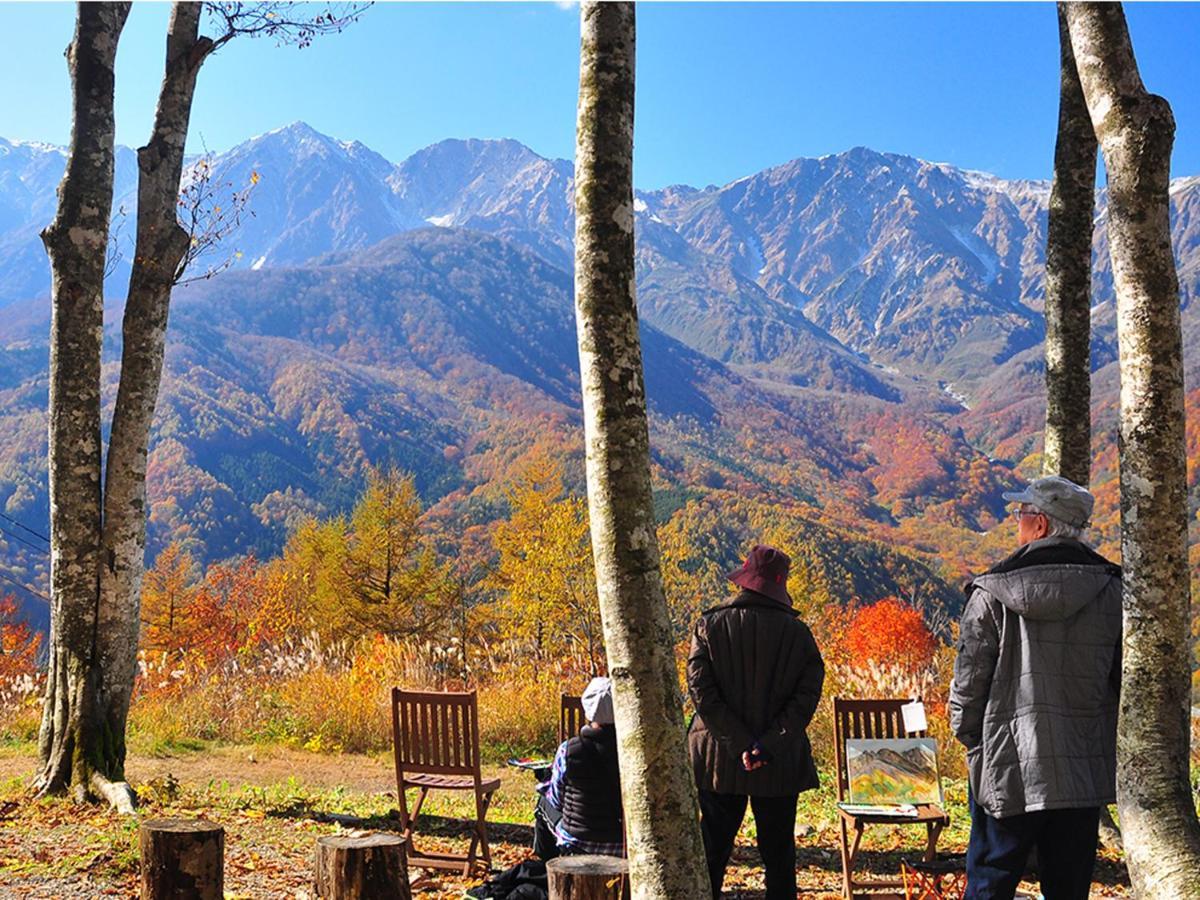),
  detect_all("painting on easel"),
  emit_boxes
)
[845,737,942,806]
